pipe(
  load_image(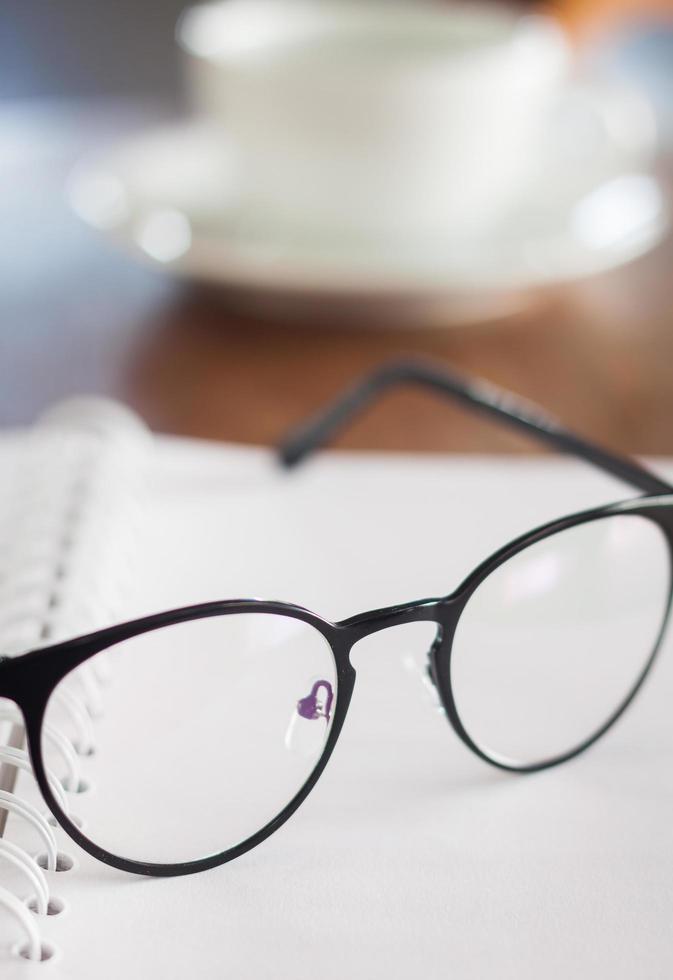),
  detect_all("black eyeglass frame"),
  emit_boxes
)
[1,359,672,878]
